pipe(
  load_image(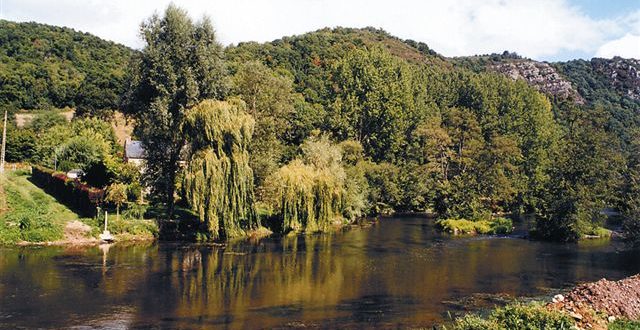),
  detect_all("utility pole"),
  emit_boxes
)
[0,110,7,174]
